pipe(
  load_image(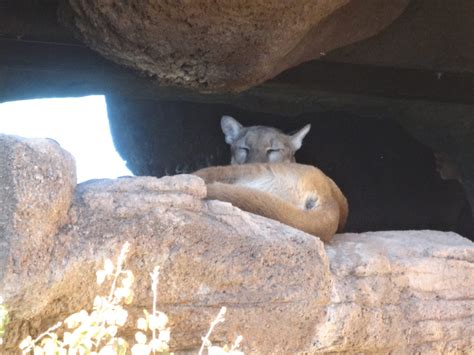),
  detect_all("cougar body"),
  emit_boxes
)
[194,162,348,242]
[193,116,348,242]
